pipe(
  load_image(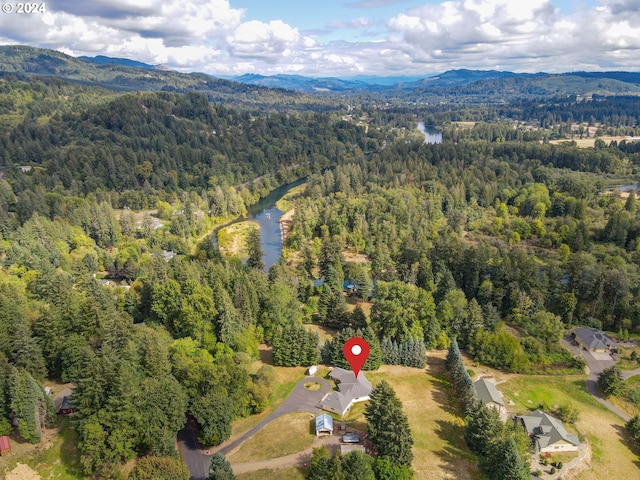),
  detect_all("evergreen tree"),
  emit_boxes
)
[381,338,400,365]
[128,456,190,480]
[364,380,414,467]
[626,414,640,448]
[597,366,623,397]
[341,450,375,480]
[246,227,265,270]
[208,453,236,480]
